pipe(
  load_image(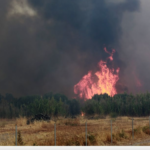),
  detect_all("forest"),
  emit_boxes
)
[0,92,150,119]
